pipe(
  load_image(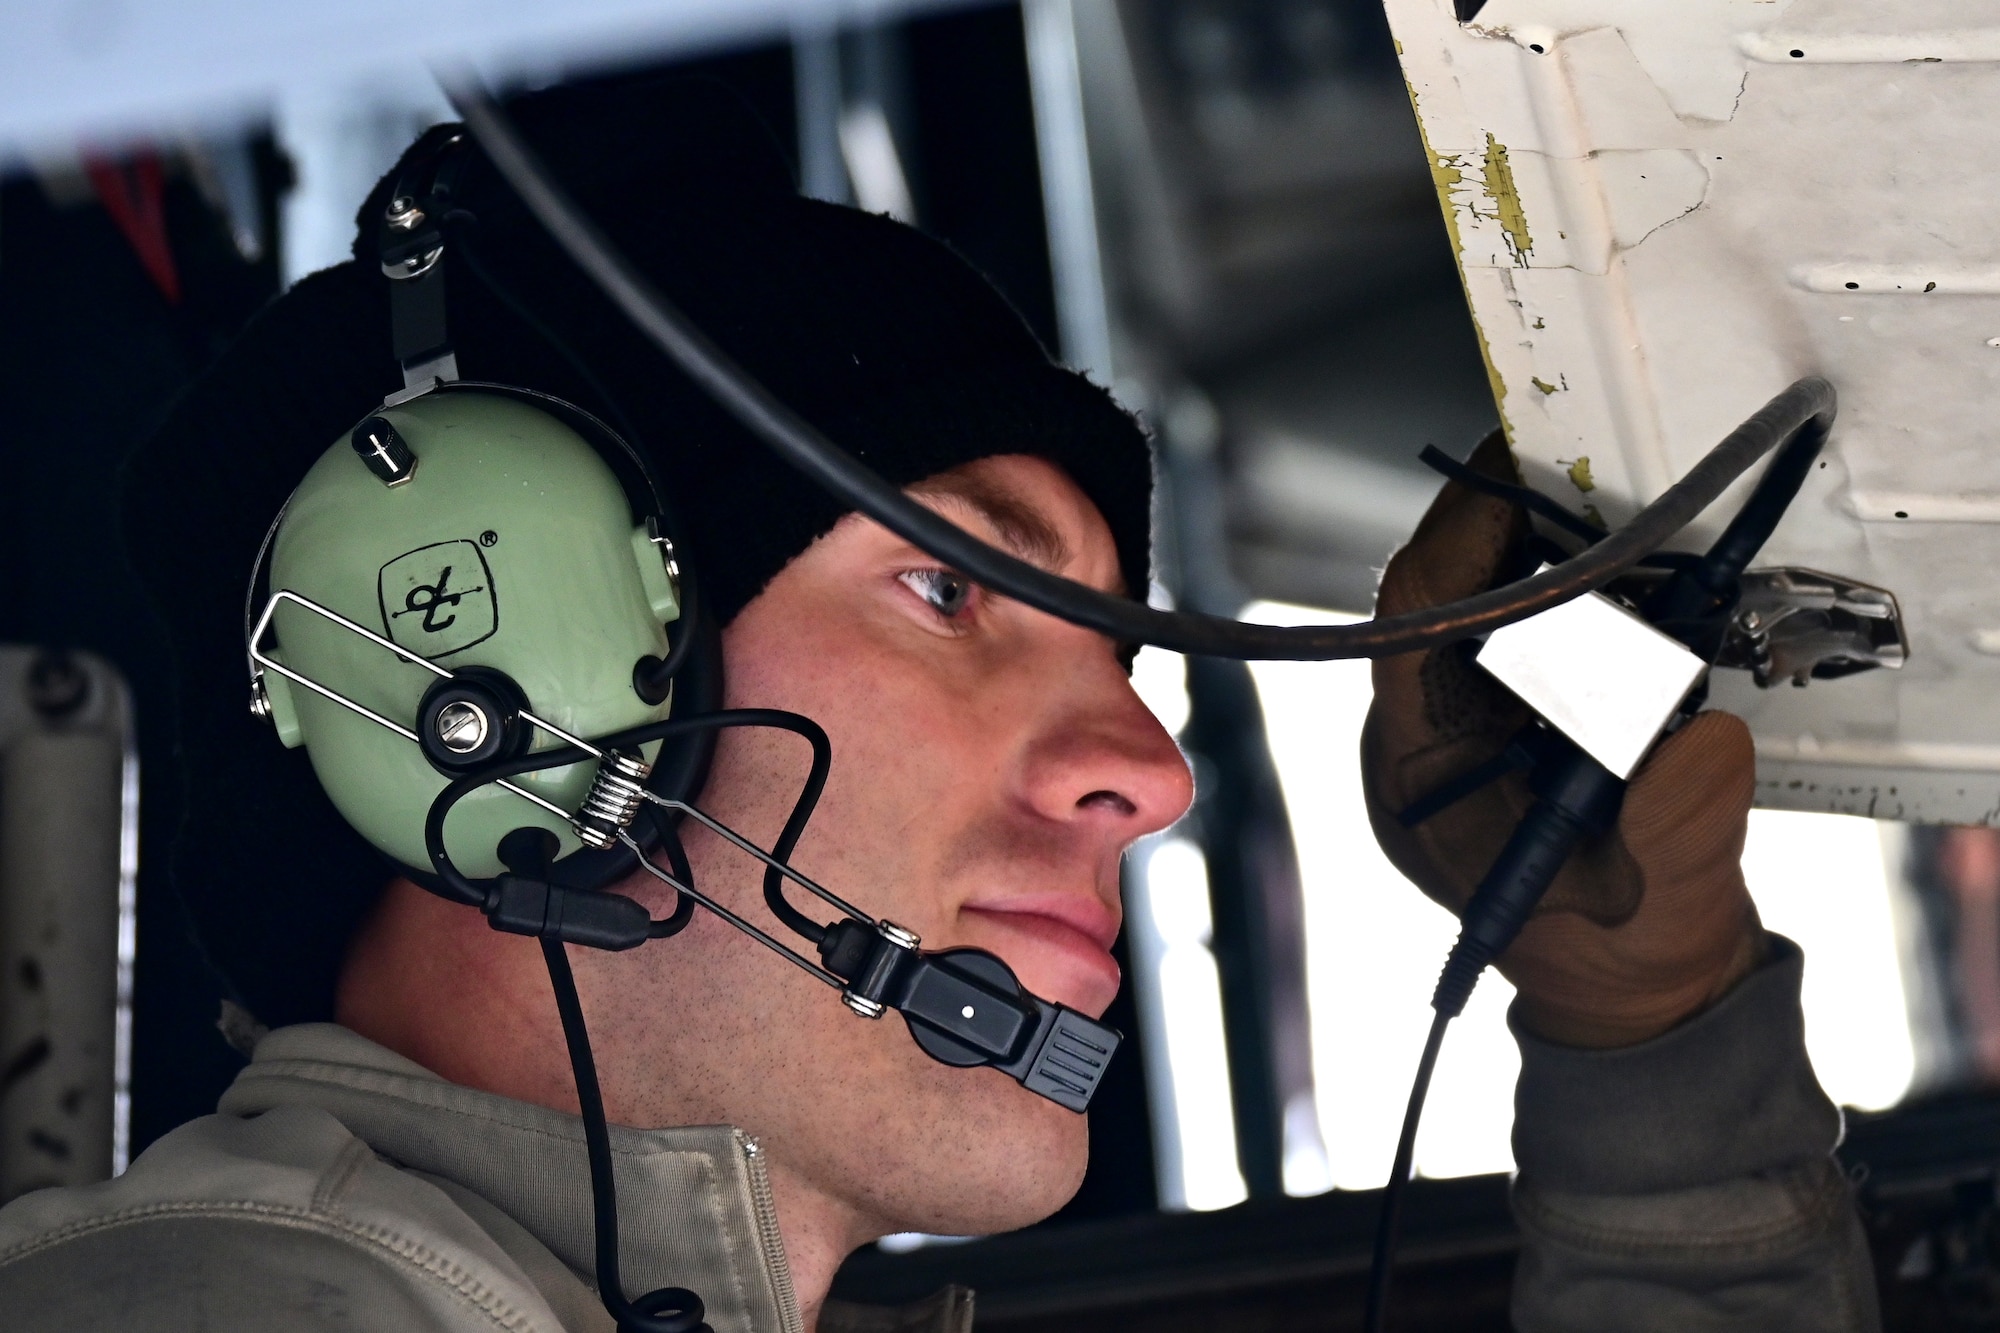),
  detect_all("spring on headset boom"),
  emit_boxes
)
[573,749,652,849]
